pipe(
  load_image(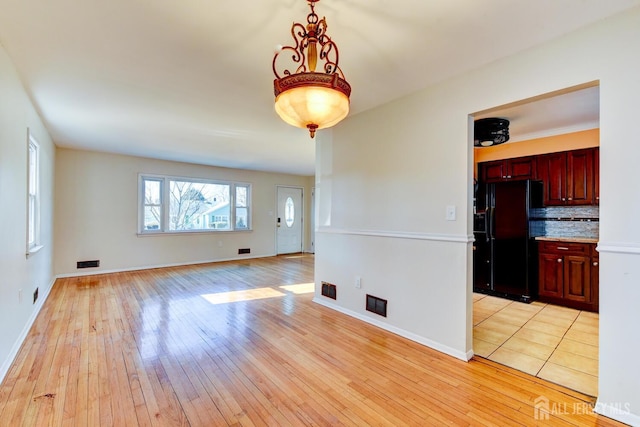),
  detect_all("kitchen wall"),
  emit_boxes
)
[316,6,640,425]
[530,206,599,238]
[0,44,56,380]
[473,128,599,178]
[475,129,602,239]
[55,148,314,276]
